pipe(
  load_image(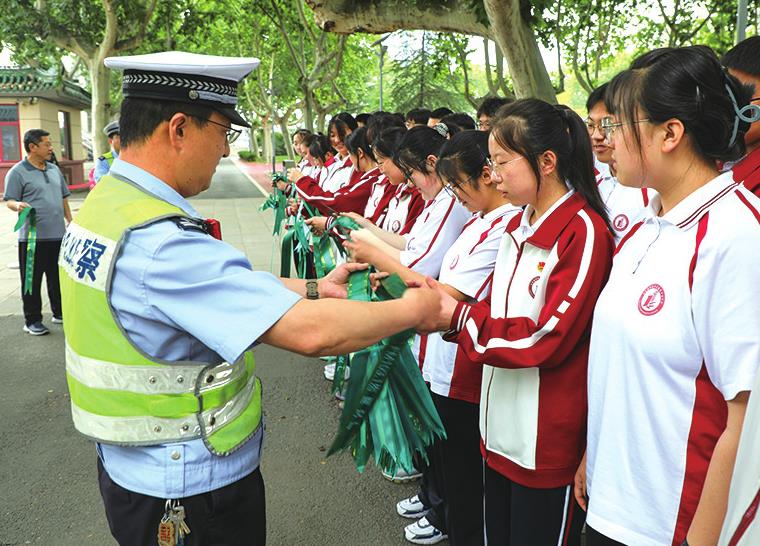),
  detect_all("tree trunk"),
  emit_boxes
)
[303,89,315,132]
[262,117,274,162]
[483,0,556,103]
[279,117,295,159]
[305,0,491,36]
[248,127,260,157]
[89,58,111,158]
